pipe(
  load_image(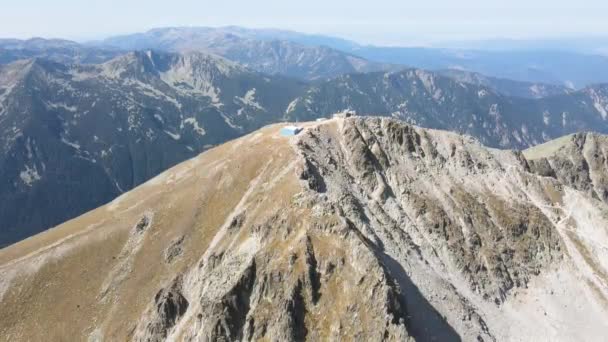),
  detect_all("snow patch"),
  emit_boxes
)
[154,114,165,124]
[20,165,41,186]
[587,88,608,120]
[61,137,81,150]
[234,88,264,111]
[145,128,156,140]
[564,80,576,89]
[45,101,78,113]
[286,98,299,113]
[164,130,181,140]
[221,113,242,131]
[489,104,500,117]
[543,111,551,125]
[529,84,543,97]
[25,138,35,159]
[184,117,206,136]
